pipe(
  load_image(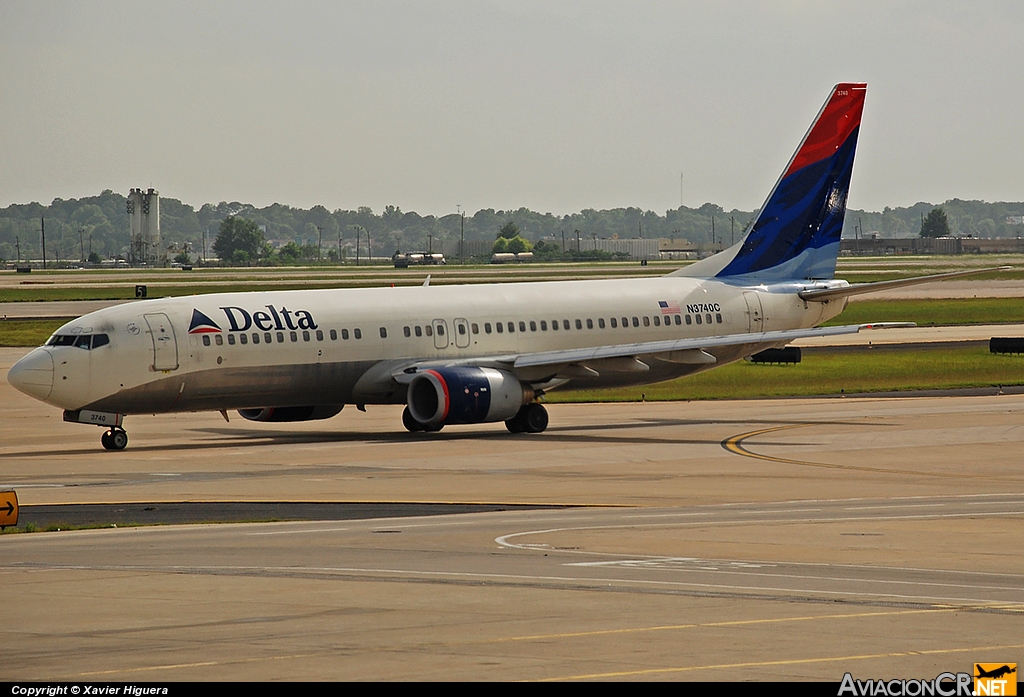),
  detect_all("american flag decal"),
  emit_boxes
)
[658,300,681,315]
